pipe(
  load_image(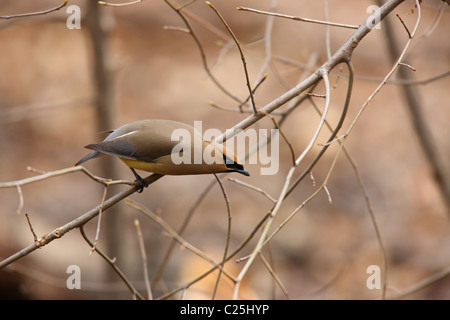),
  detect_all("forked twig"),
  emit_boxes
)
[79,225,145,300]
[125,198,235,282]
